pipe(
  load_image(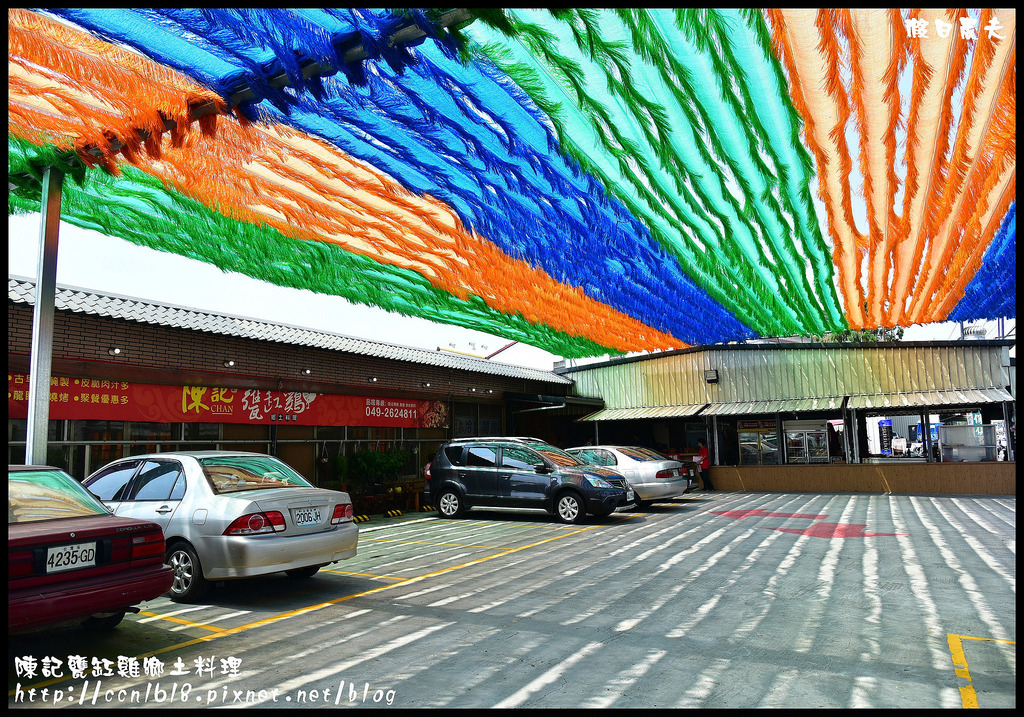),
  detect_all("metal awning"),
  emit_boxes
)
[847,387,1014,410]
[701,396,845,415]
[578,404,707,421]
